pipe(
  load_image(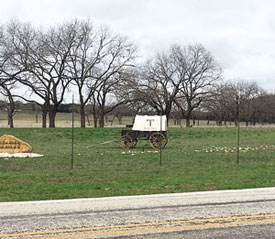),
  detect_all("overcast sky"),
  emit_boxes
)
[1,0,275,91]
